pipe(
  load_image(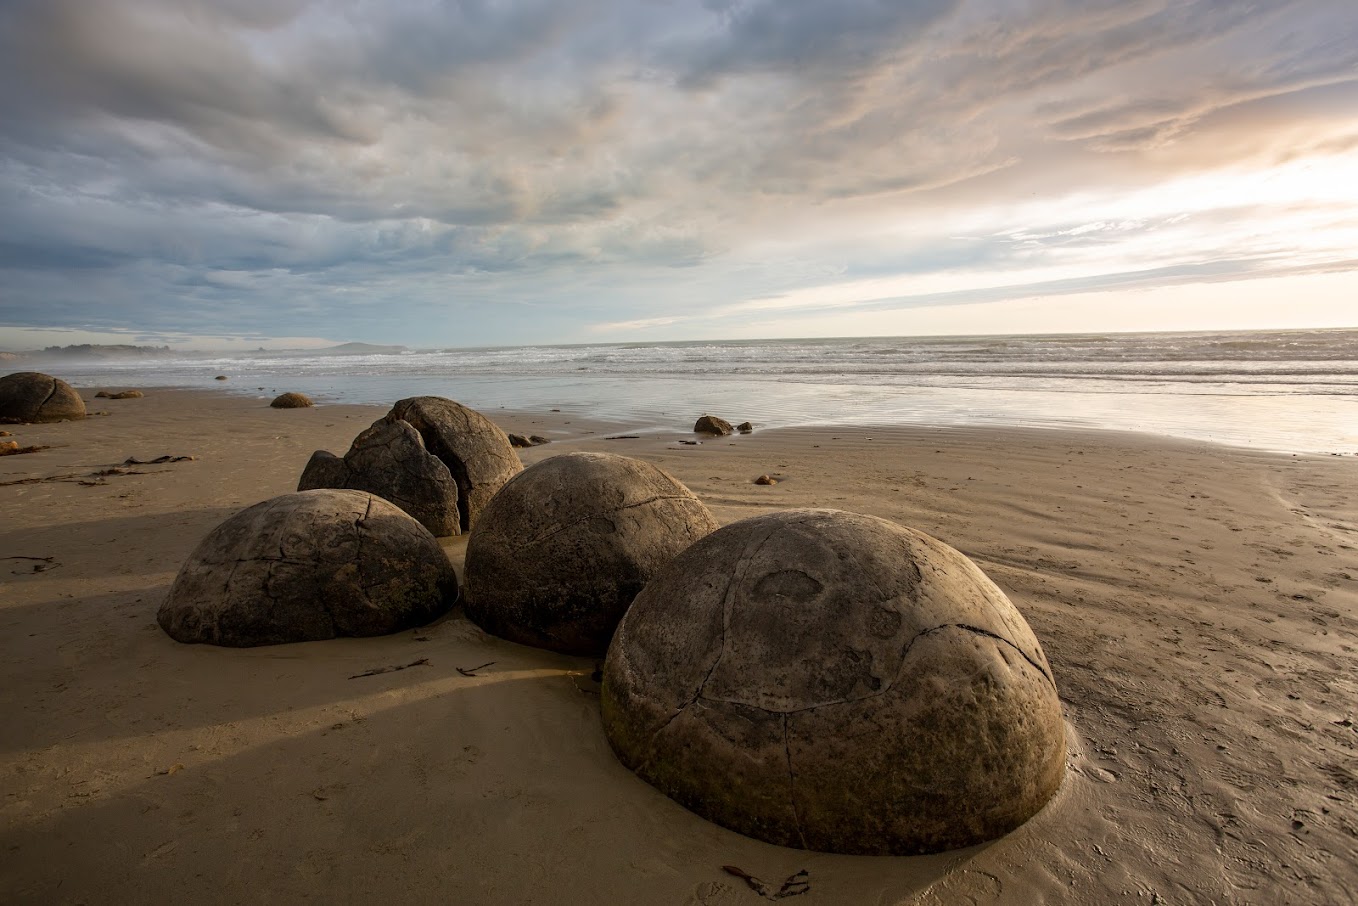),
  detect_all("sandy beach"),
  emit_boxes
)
[1,387,1355,904]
